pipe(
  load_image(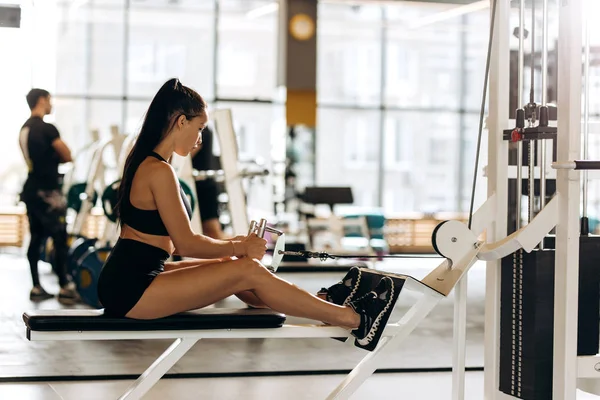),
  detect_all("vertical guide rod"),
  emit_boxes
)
[516,0,525,230]
[541,0,548,107]
[539,0,549,249]
[583,1,591,223]
[529,0,535,106]
[528,0,536,224]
